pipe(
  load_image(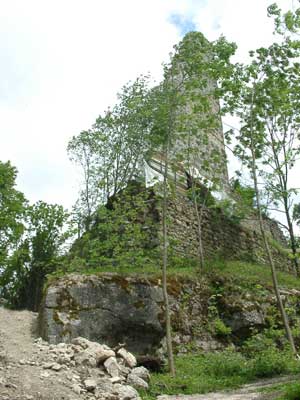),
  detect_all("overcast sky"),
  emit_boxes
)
[0,0,295,211]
